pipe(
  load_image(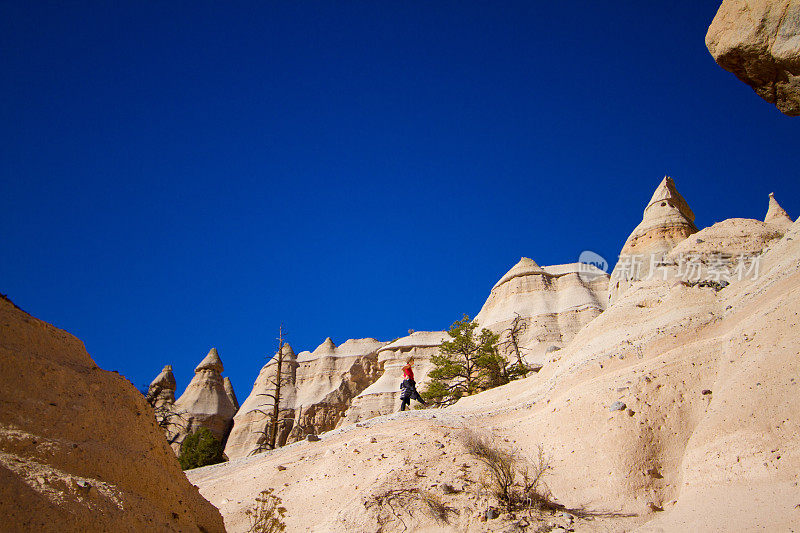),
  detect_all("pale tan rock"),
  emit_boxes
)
[706,0,800,116]
[223,376,239,410]
[172,348,238,447]
[668,217,784,264]
[223,344,298,459]
[342,331,448,424]
[765,192,794,230]
[0,296,224,533]
[609,176,698,304]
[145,364,176,409]
[225,338,383,459]
[190,214,800,533]
[194,347,224,373]
[475,259,609,361]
